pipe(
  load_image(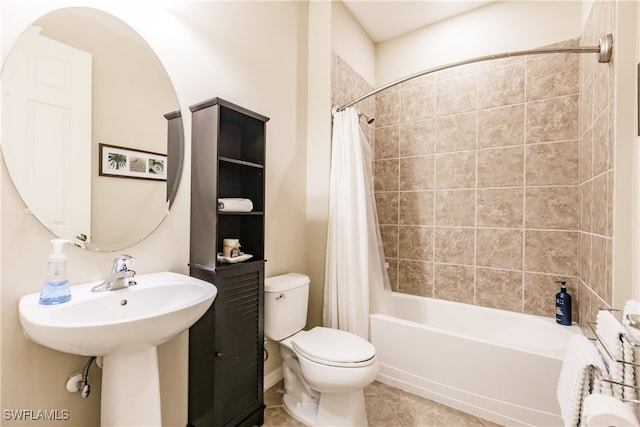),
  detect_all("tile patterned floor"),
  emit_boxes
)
[263,380,502,427]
